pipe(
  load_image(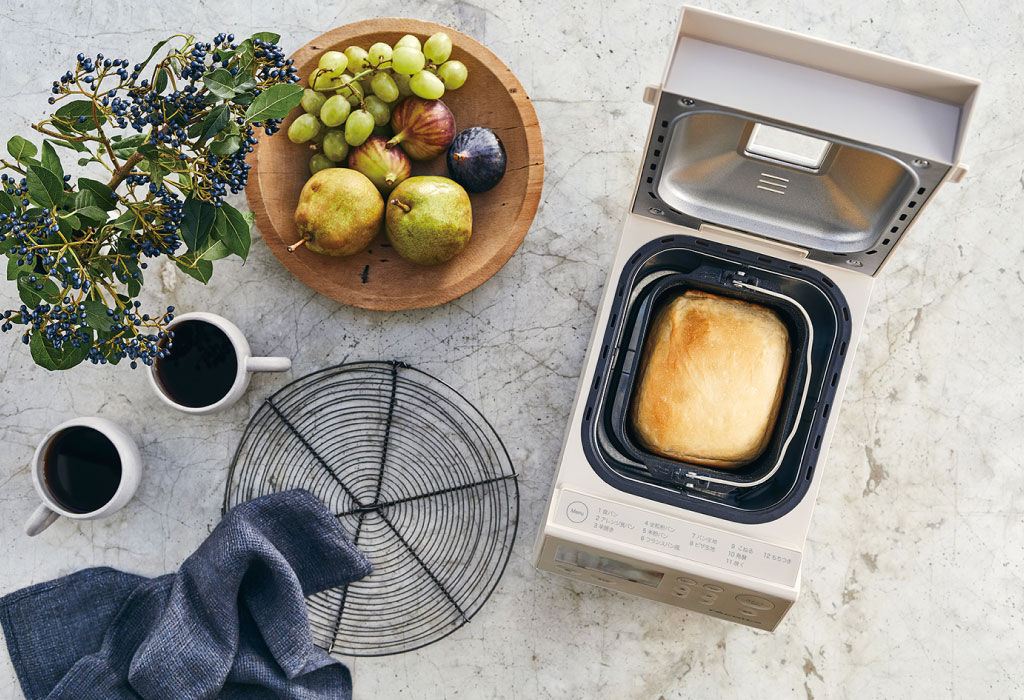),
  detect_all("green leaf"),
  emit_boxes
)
[7,136,37,163]
[244,84,303,124]
[17,273,60,306]
[53,100,107,132]
[26,165,65,209]
[235,39,255,77]
[78,178,117,210]
[7,257,22,280]
[180,196,217,251]
[30,330,91,371]
[203,68,238,100]
[144,159,167,189]
[111,133,148,159]
[0,236,15,255]
[40,141,64,180]
[209,134,242,156]
[0,190,17,214]
[175,257,214,284]
[231,92,255,106]
[234,76,256,92]
[154,67,169,94]
[198,239,231,261]
[111,209,143,232]
[199,103,230,142]
[82,300,115,331]
[251,31,281,45]
[138,38,170,73]
[59,214,81,232]
[75,206,108,225]
[215,203,252,260]
[49,138,90,154]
